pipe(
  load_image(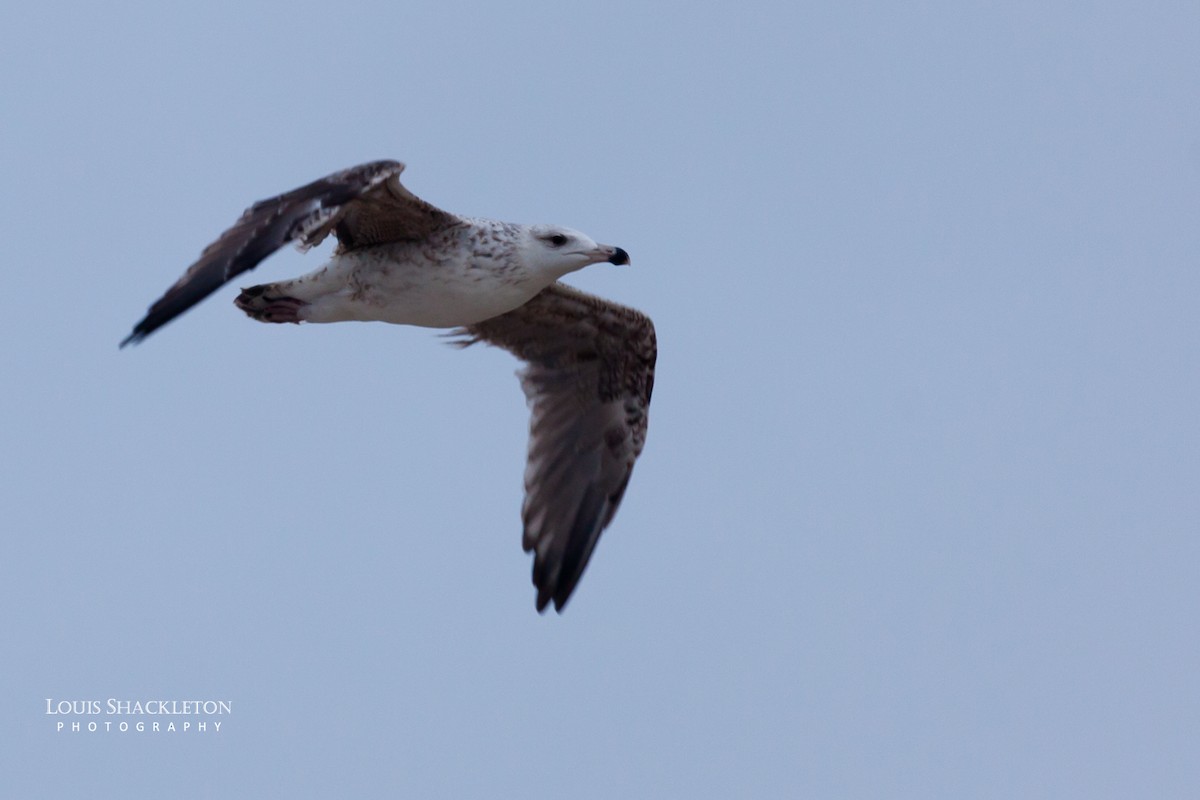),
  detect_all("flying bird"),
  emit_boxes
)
[123,159,656,612]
